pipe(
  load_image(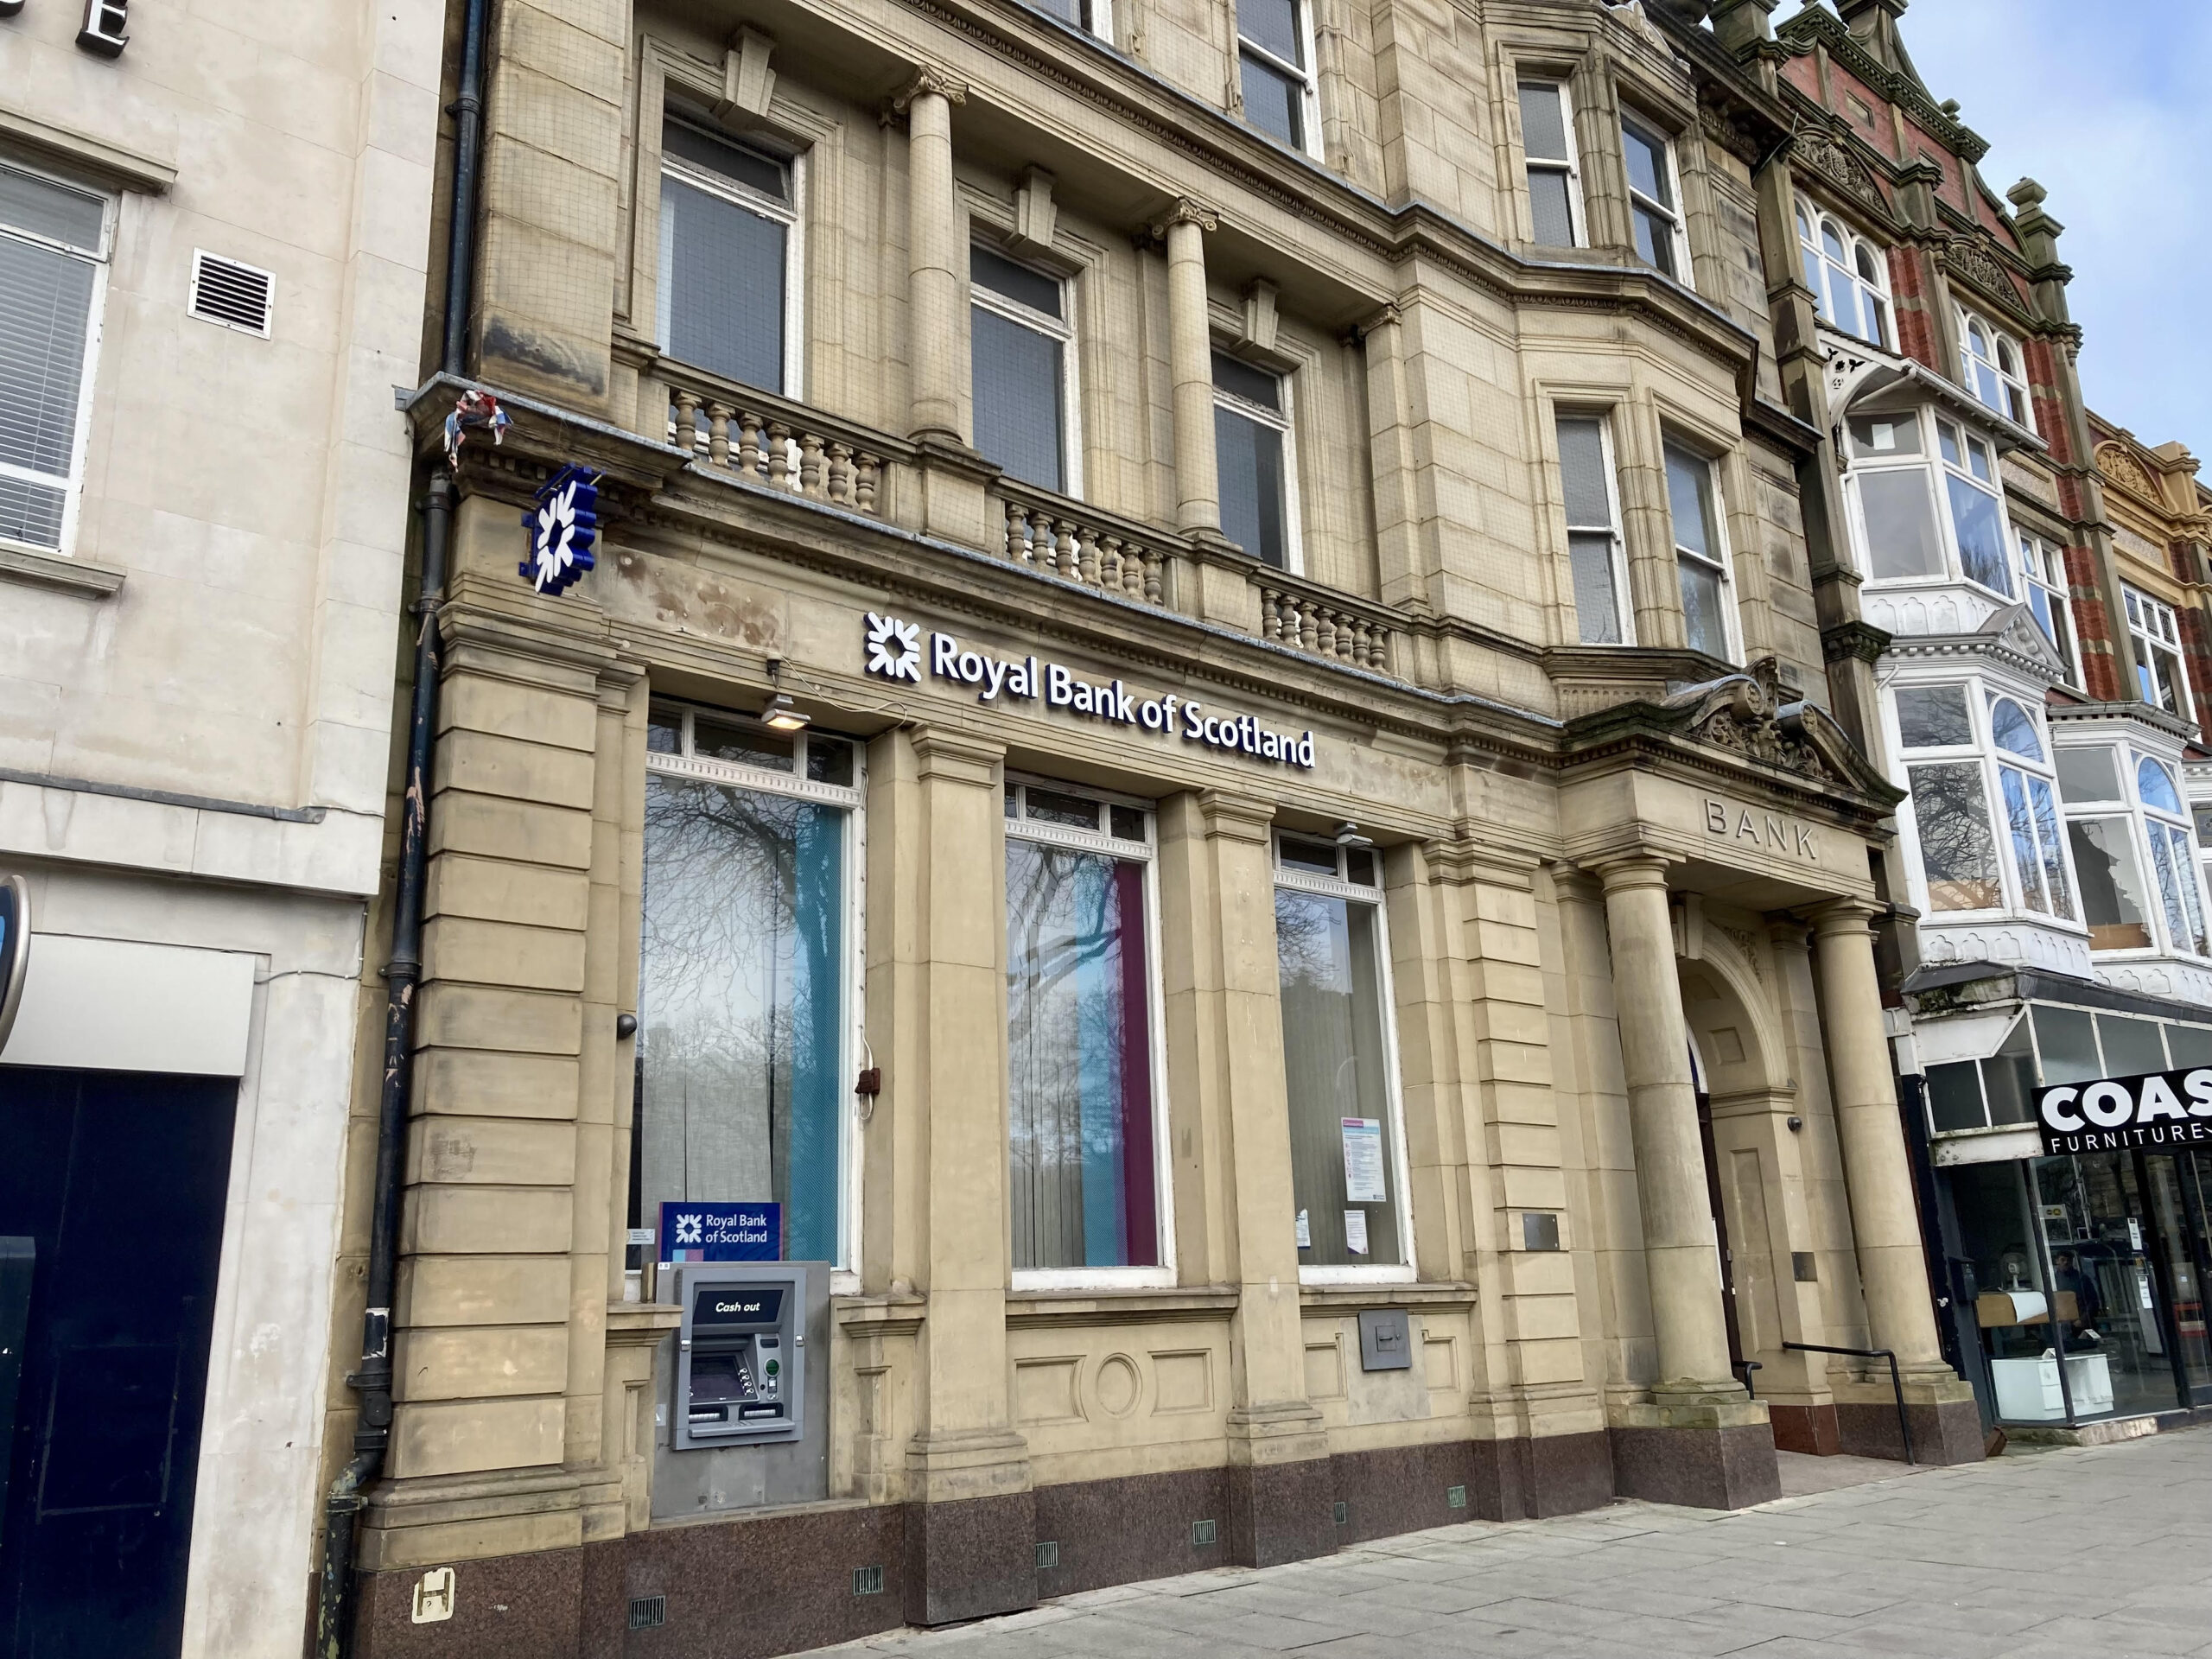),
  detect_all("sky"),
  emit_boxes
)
[1860,0,2212,471]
